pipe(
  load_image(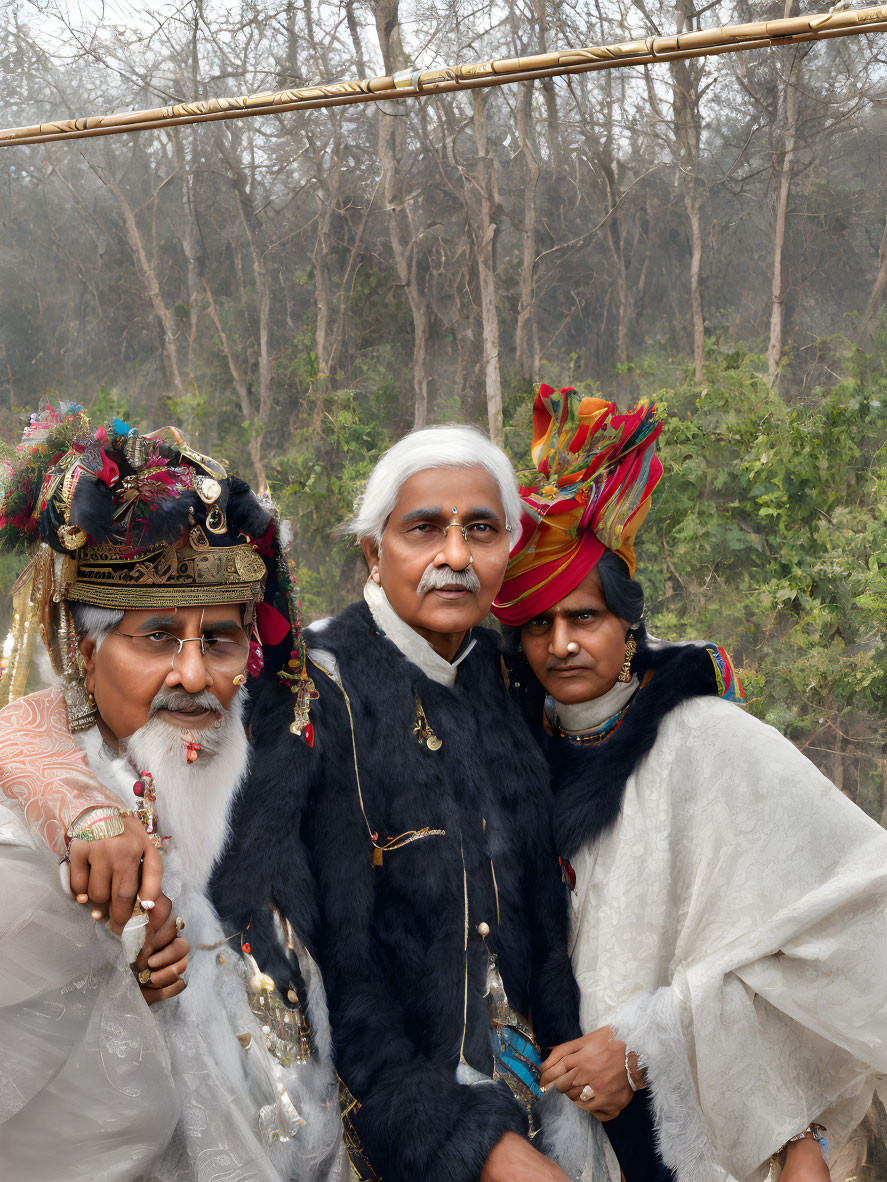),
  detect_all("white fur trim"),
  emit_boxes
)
[609,988,721,1182]
[537,1088,591,1181]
